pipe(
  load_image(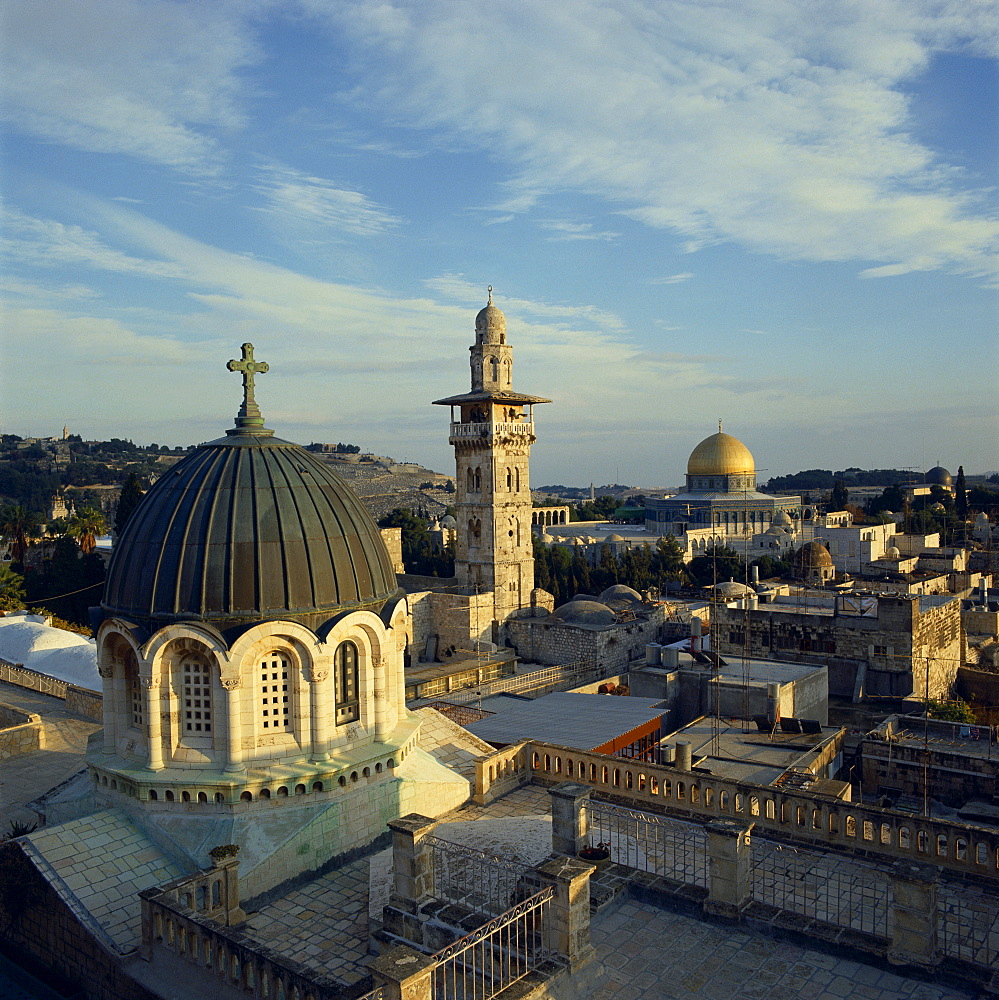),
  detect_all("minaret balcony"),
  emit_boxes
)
[450,421,535,443]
